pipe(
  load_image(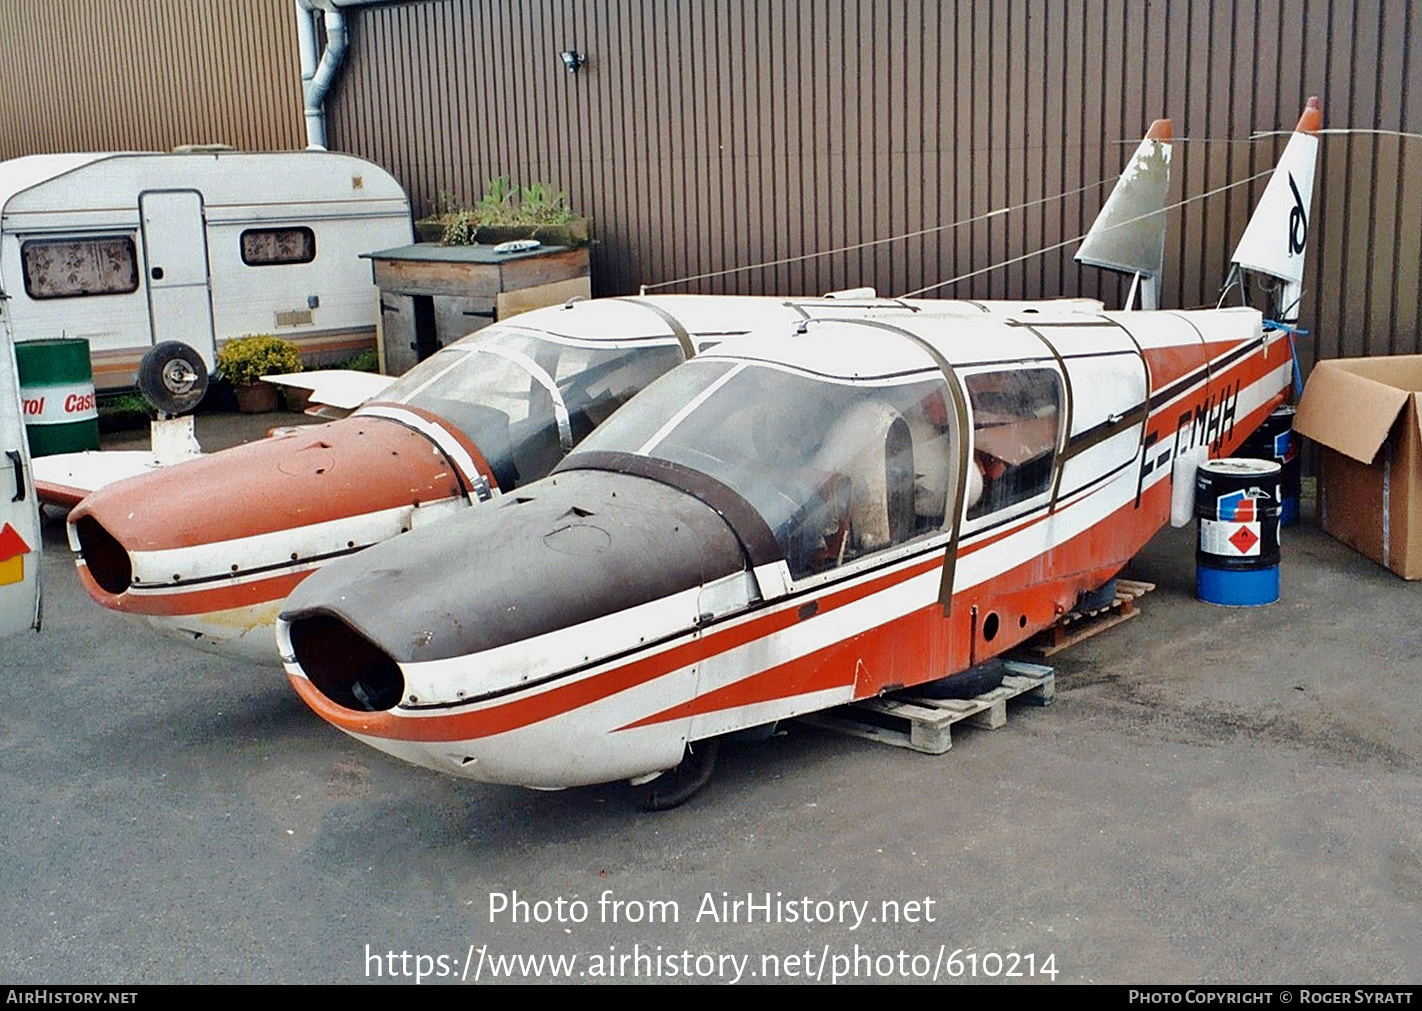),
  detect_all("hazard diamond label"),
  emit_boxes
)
[1228,524,1260,554]
[1201,518,1262,557]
